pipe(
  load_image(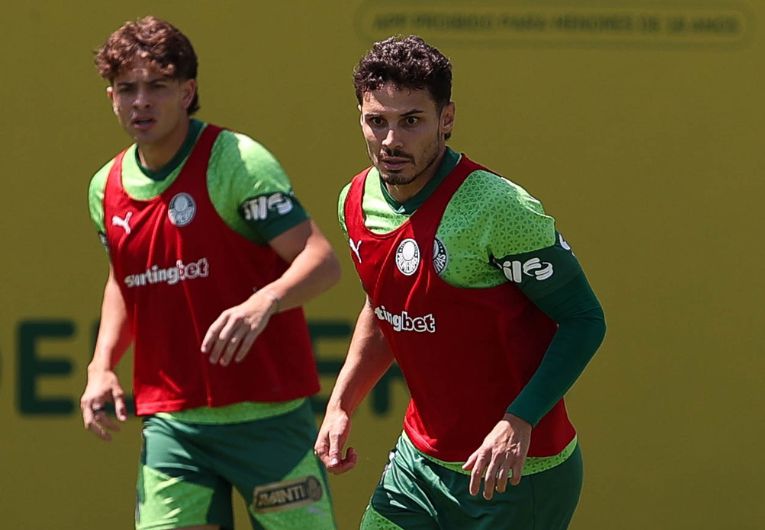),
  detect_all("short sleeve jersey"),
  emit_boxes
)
[339,148,591,472]
[89,120,310,424]
[338,148,580,293]
[90,120,308,247]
